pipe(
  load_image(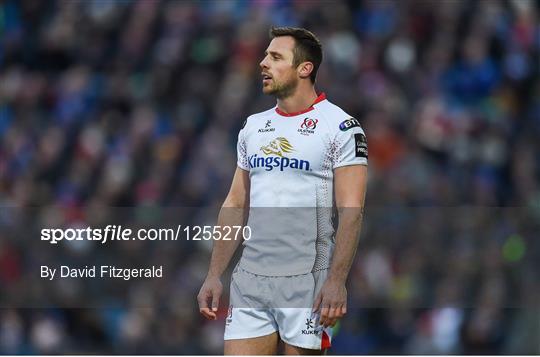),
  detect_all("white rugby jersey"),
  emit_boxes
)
[236,93,367,276]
